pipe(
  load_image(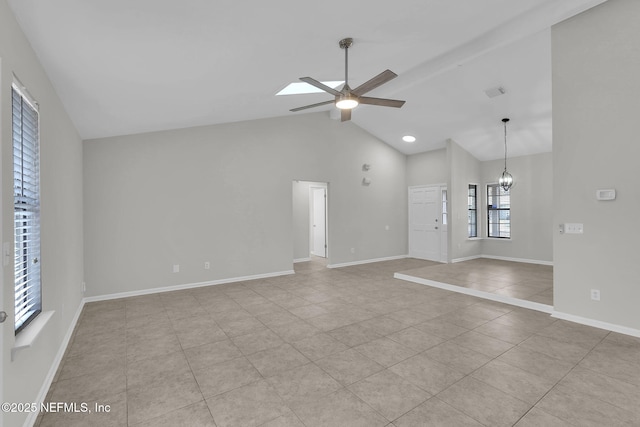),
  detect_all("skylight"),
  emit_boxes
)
[276,81,344,96]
